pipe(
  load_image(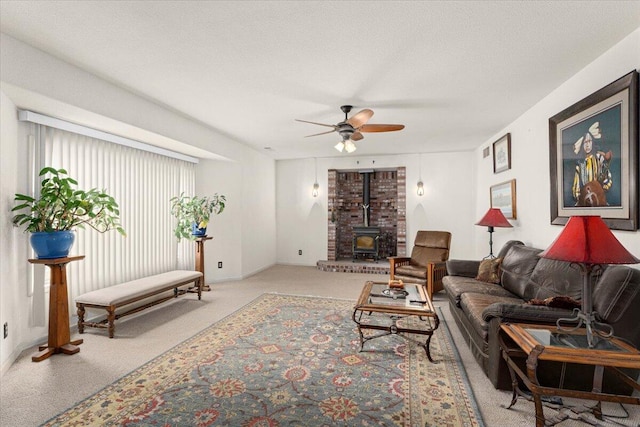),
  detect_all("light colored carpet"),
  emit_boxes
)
[1,265,638,426]
[40,294,482,426]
